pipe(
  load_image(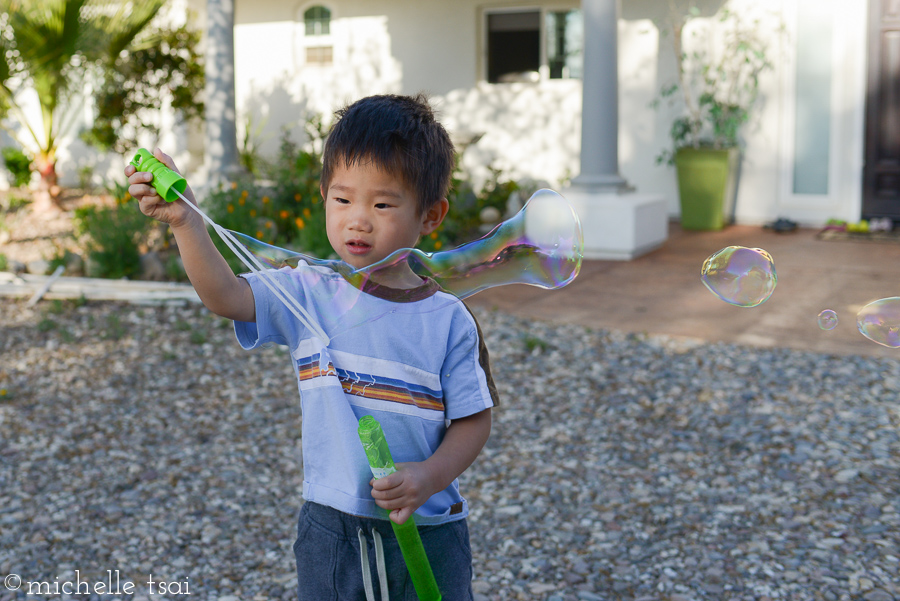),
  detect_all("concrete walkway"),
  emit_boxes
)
[467,223,900,359]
